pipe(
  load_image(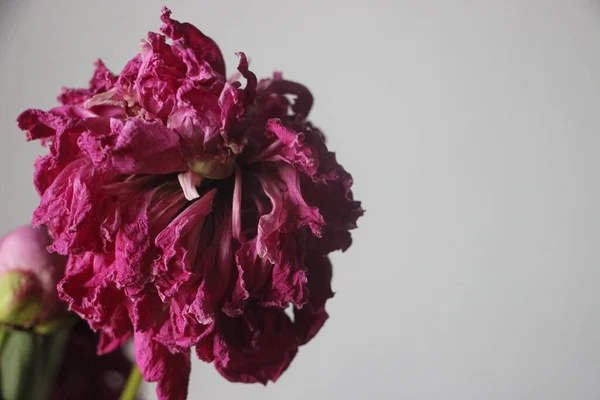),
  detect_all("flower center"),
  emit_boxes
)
[189,156,236,179]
